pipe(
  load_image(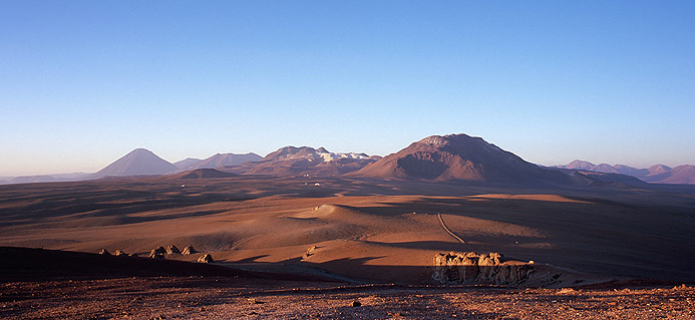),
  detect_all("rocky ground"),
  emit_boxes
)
[2,276,693,319]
